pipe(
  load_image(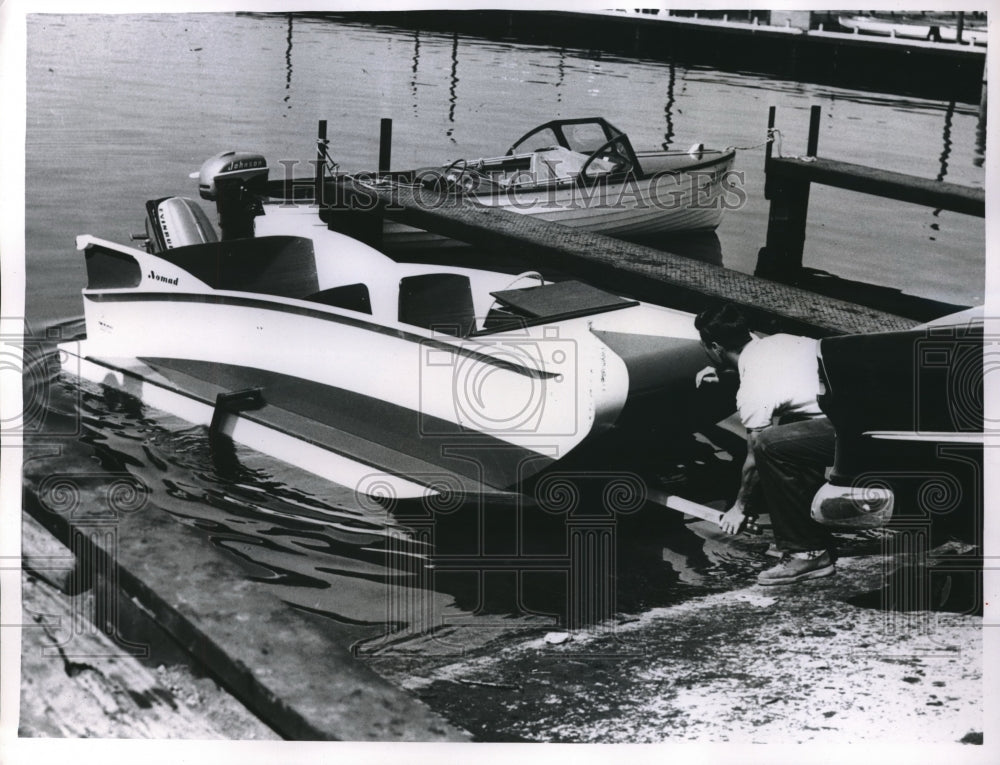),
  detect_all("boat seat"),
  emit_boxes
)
[161,235,320,298]
[305,283,372,314]
[398,273,477,337]
[532,147,614,182]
